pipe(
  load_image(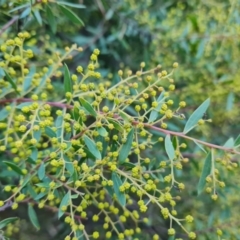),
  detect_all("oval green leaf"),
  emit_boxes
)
[183,98,210,134]
[28,204,40,230]
[4,70,20,95]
